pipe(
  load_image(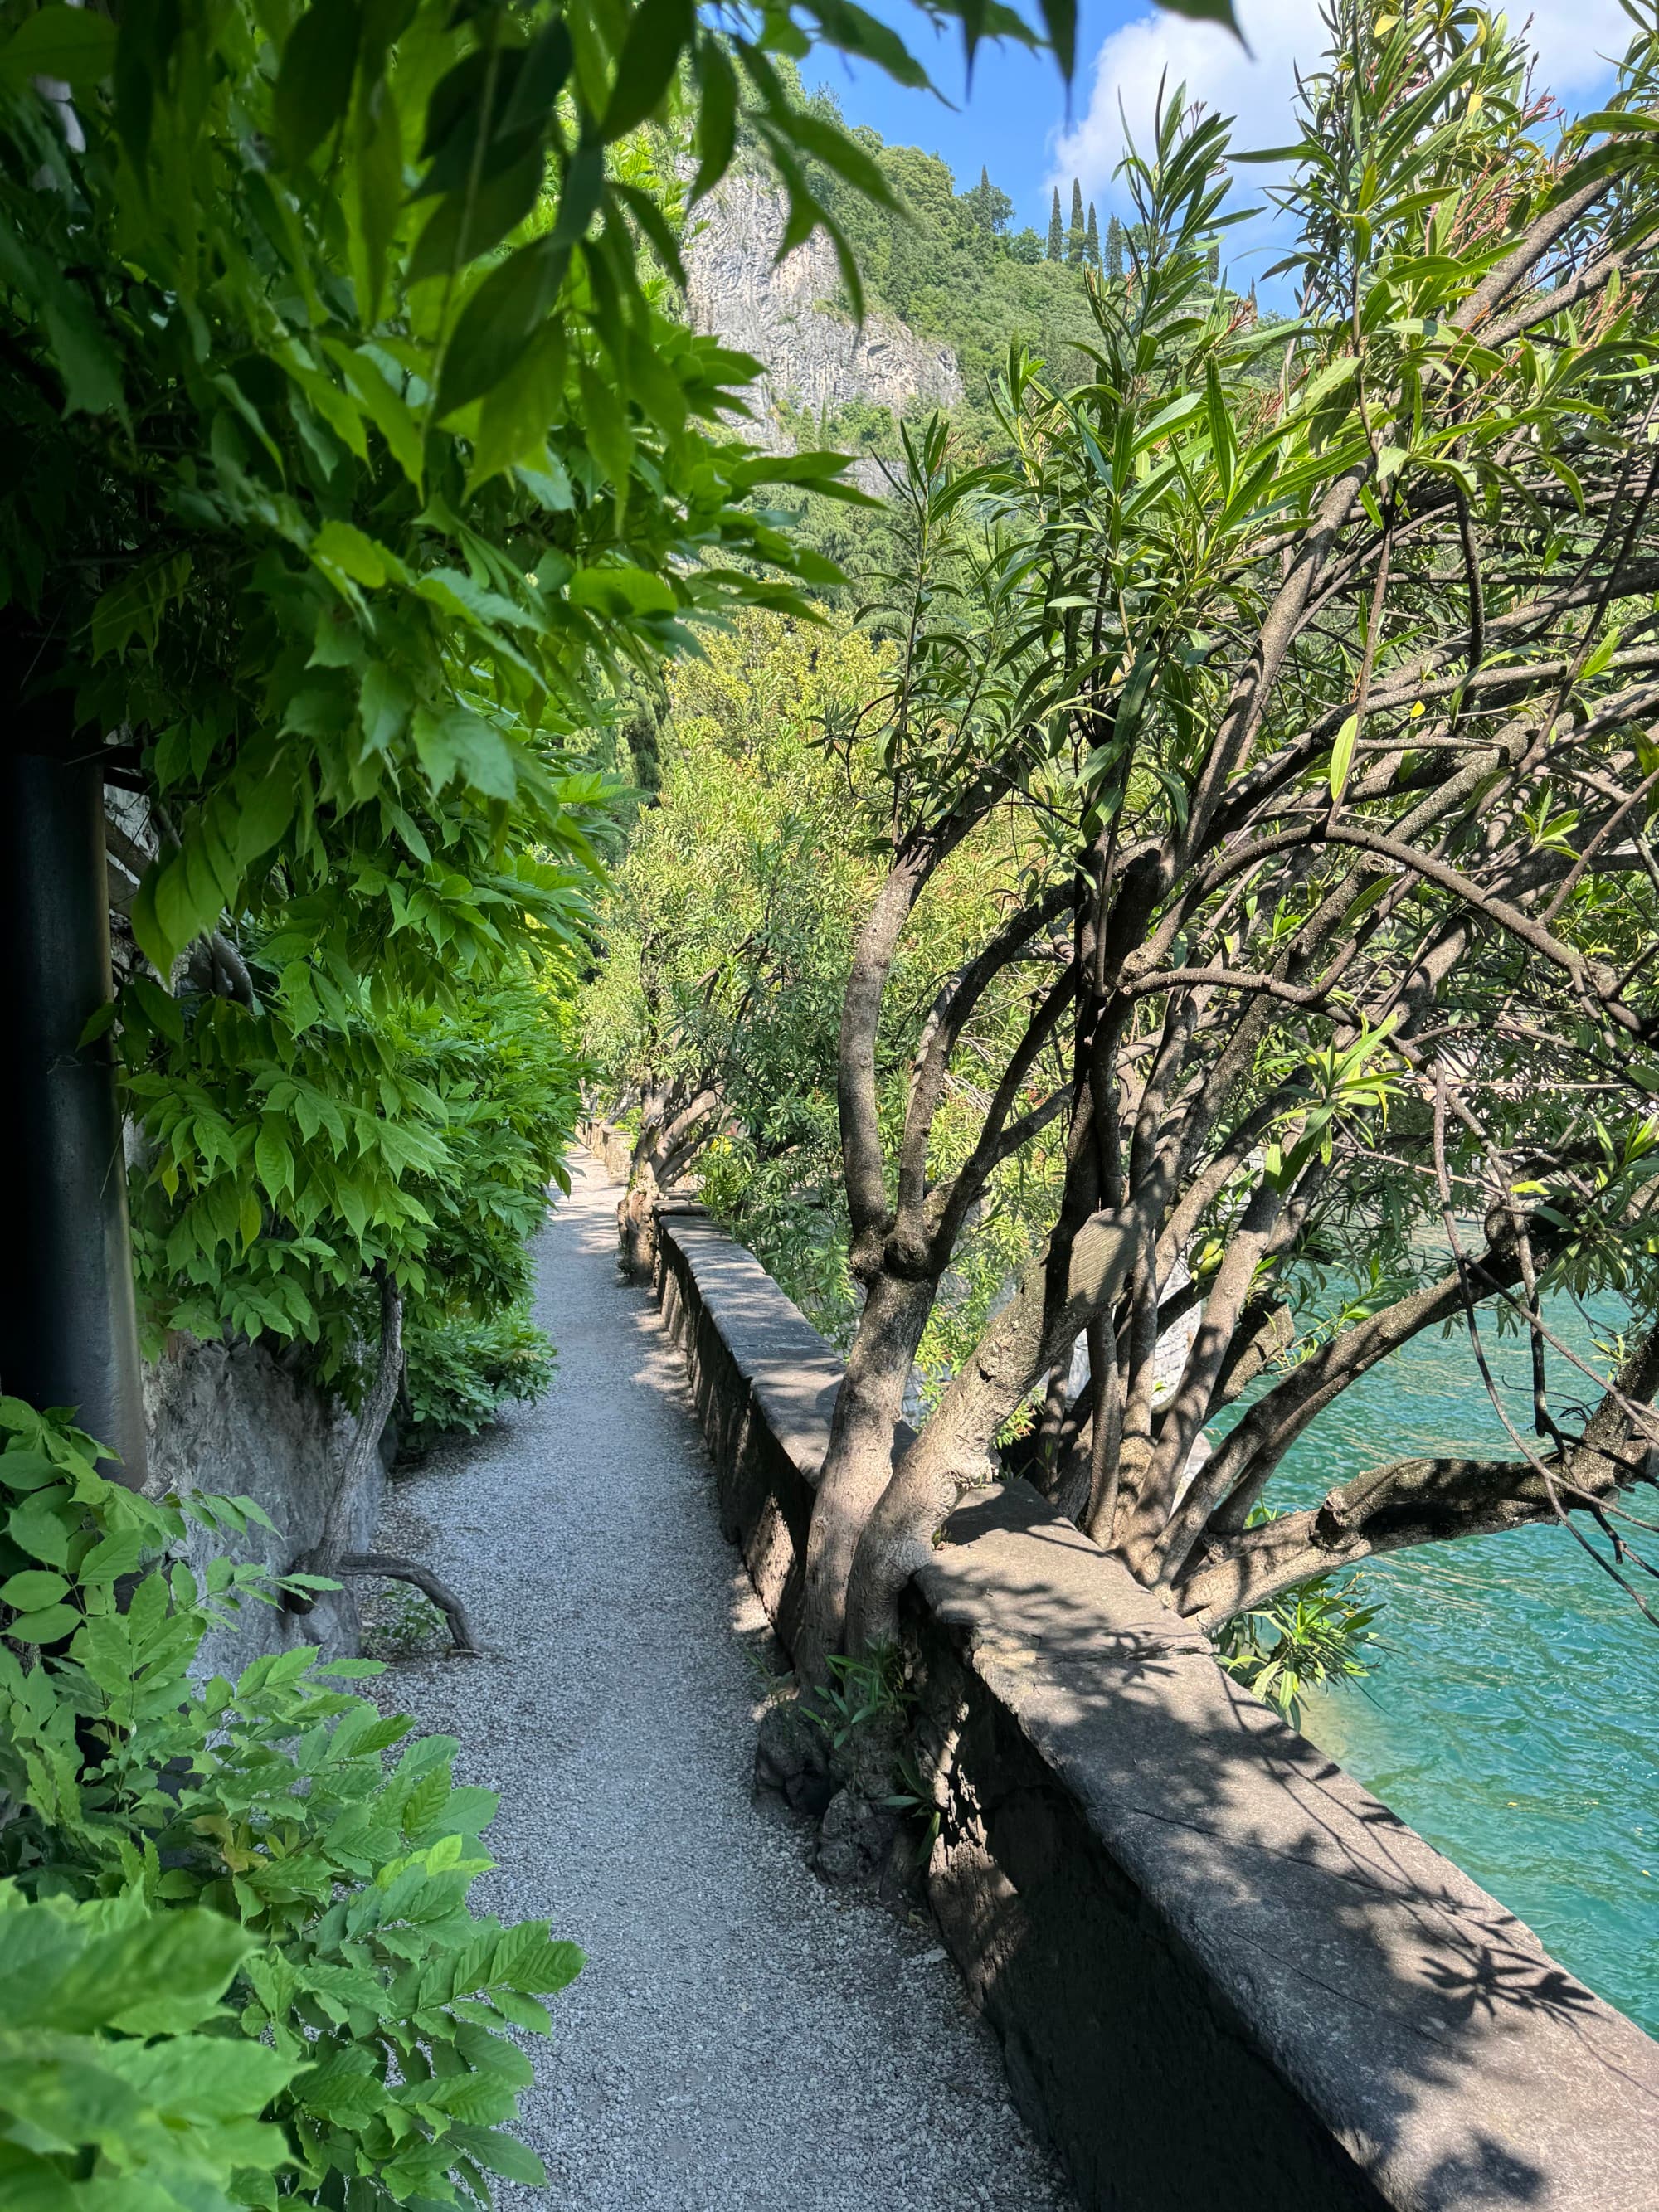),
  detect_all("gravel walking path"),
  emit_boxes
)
[370,1157,1073,2212]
